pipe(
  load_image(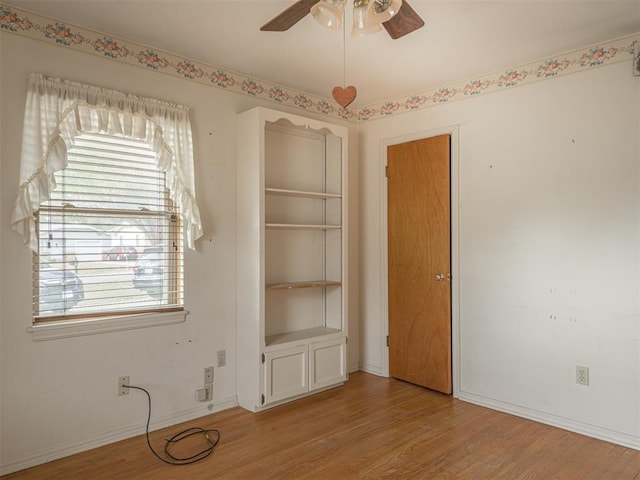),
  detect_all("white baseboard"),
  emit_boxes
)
[358,363,384,376]
[348,361,361,373]
[458,390,640,451]
[11,382,635,476]
[0,396,239,476]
